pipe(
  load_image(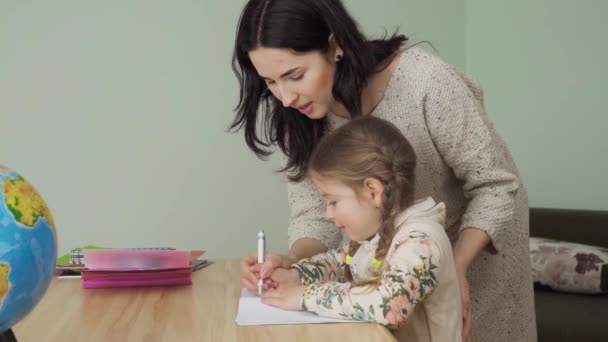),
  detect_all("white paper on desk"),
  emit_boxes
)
[235,288,358,325]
